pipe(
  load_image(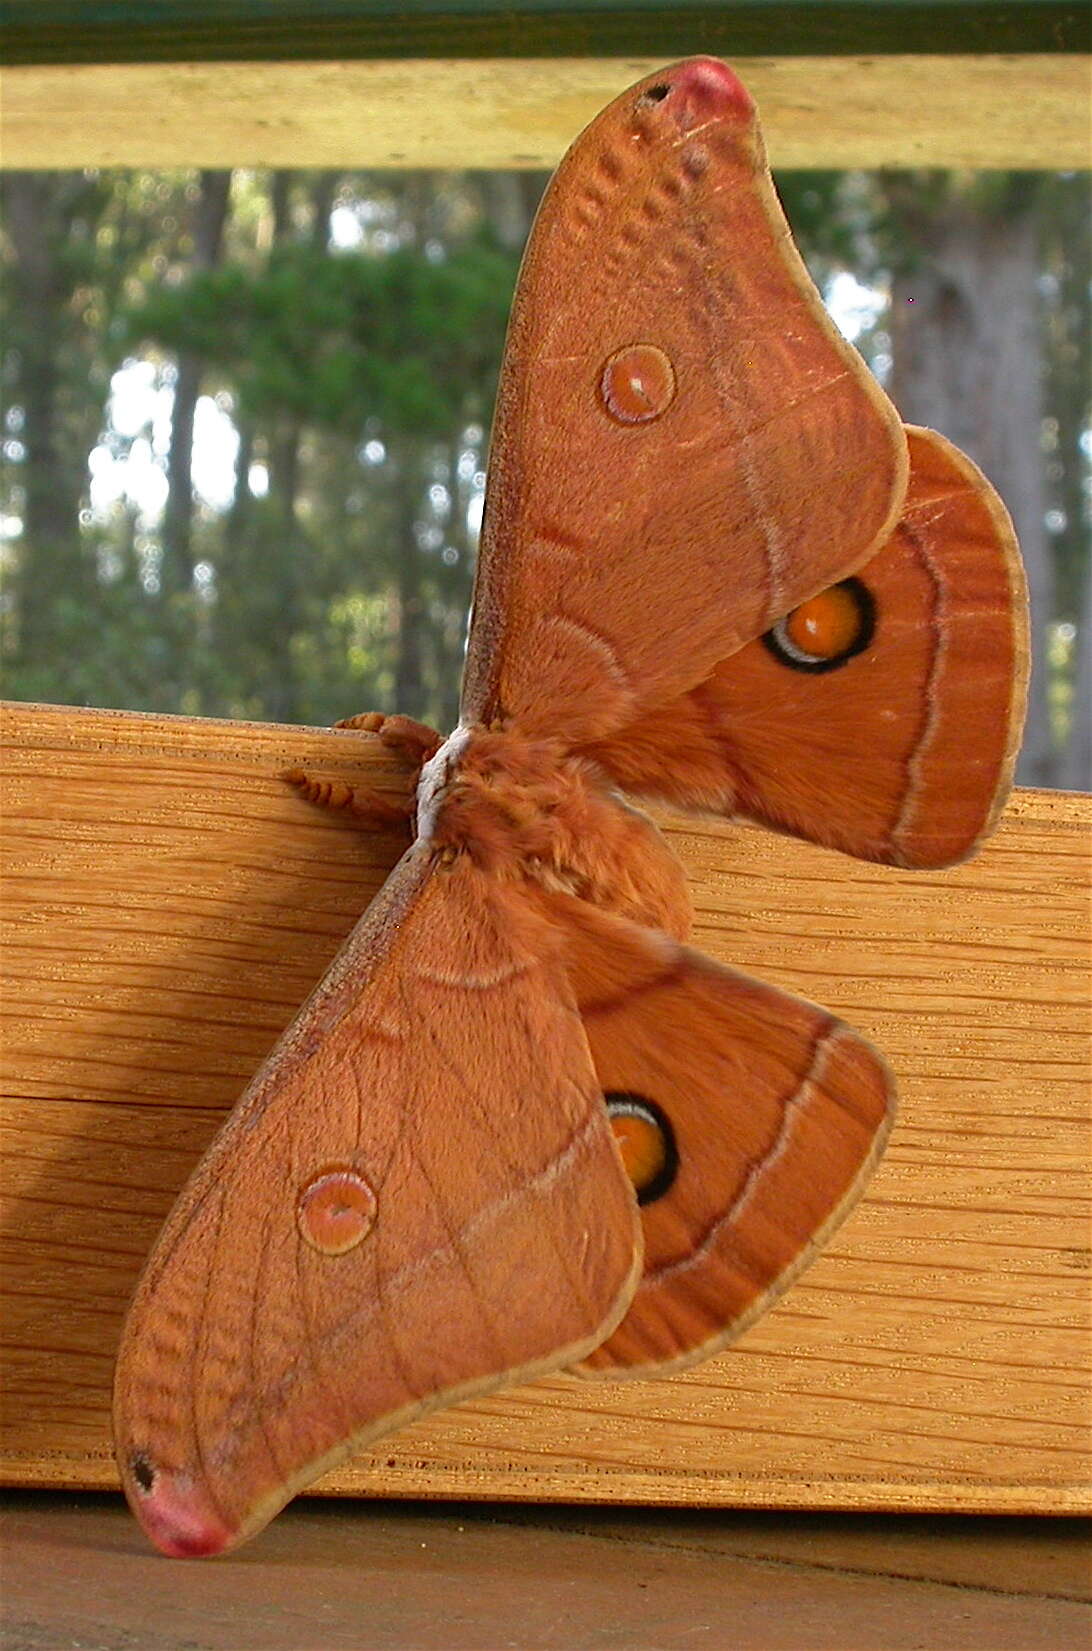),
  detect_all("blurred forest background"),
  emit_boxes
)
[1,163,1088,787]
